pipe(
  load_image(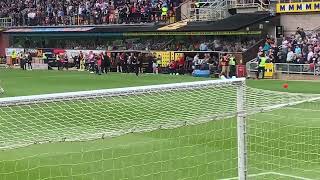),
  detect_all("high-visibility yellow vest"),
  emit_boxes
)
[162,7,168,16]
[229,57,236,66]
[259,57,267,67]
[11,52,16,59]
[42,53,47,60]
